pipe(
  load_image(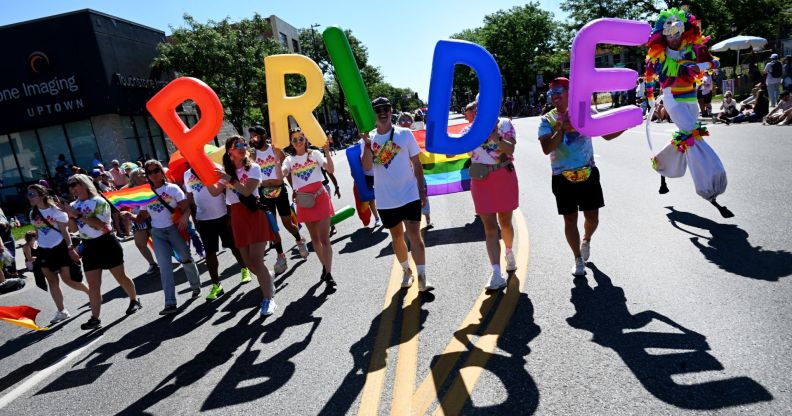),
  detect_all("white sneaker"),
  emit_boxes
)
[401,269,414,288]
[486,272,508,290]
[418,274,434,292]
[573,257,586,276]
[51,309,71,324]
[581,239,591,262]
[373,217,381,228]
[505,251,517,272]
[296,240,309,259]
